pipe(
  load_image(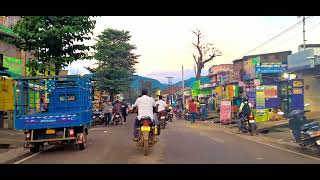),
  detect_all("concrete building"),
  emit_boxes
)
[208,64,233,85]
[288,44,320,114]
[0,16,28,129]
[0,16,28,77]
